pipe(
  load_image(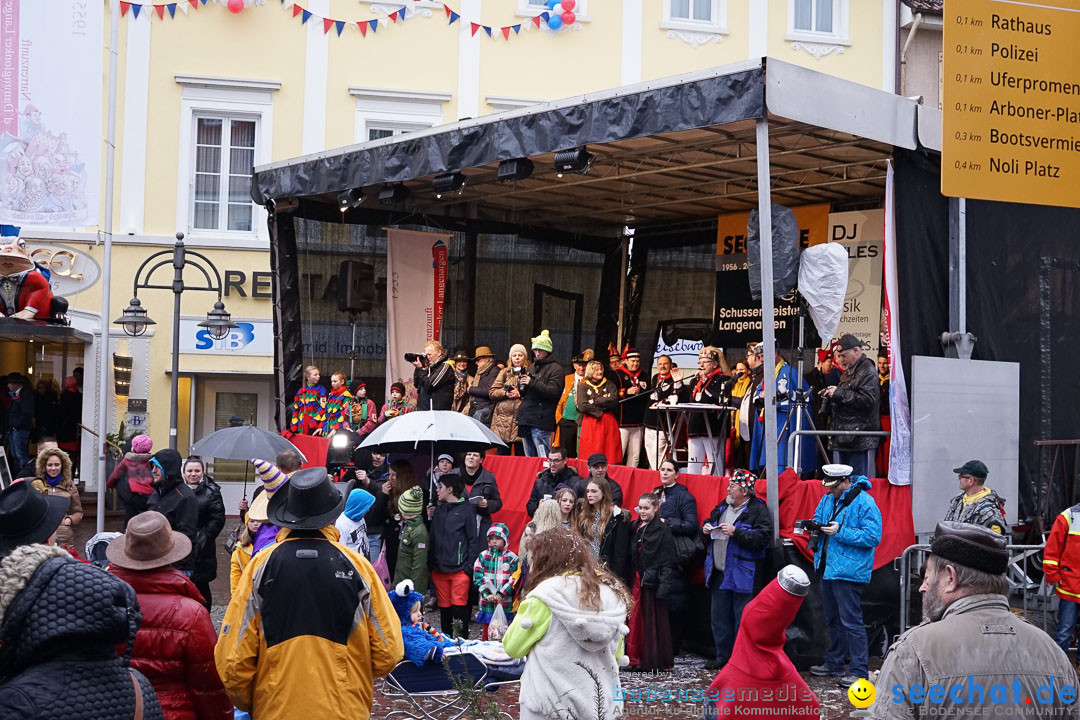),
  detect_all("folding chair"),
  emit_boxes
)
[381,652,514,720]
